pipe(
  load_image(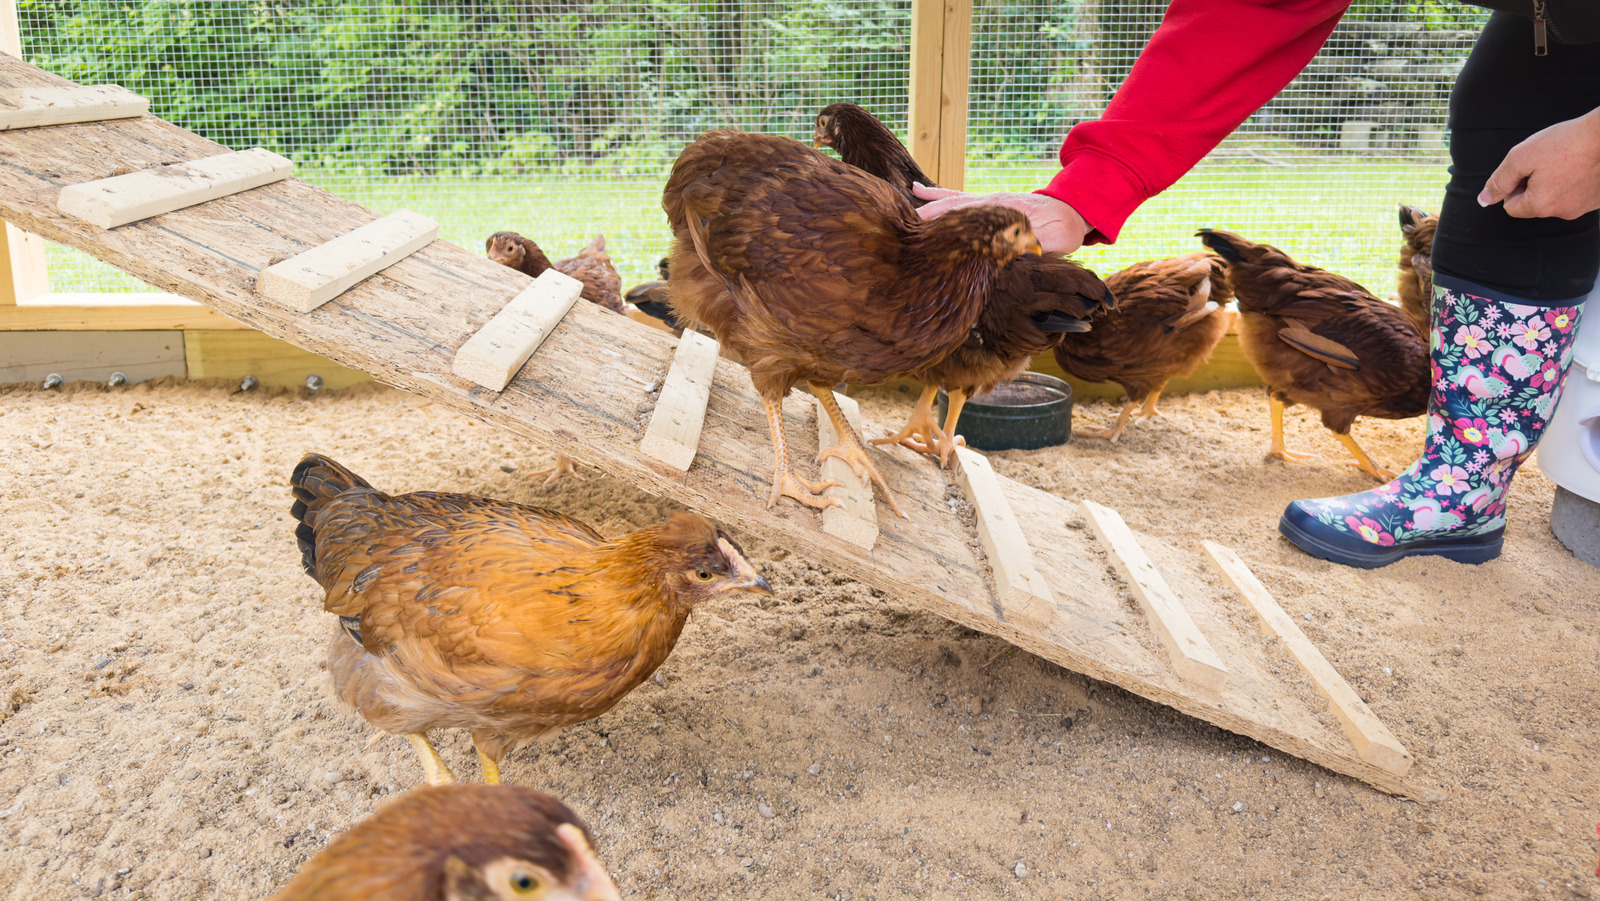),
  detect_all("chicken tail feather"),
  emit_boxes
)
[1195,229,1248,265]
[290,454,375,581]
